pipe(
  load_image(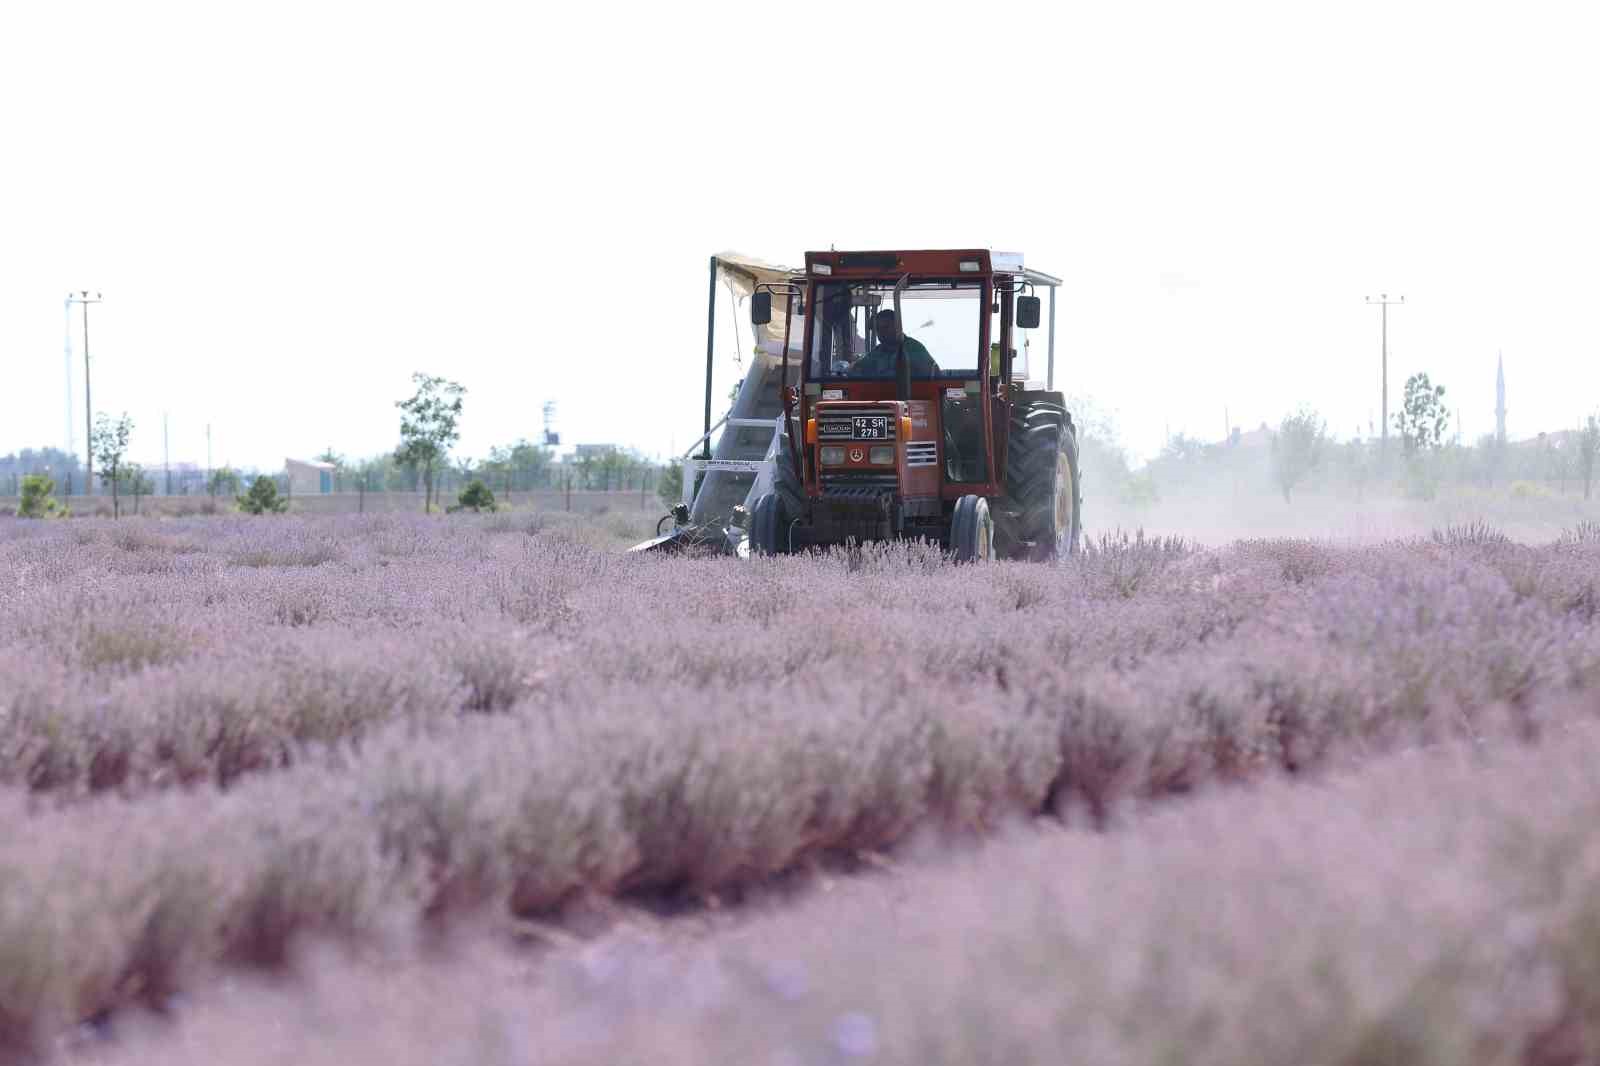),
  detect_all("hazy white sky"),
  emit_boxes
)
[3,0,1597,470]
